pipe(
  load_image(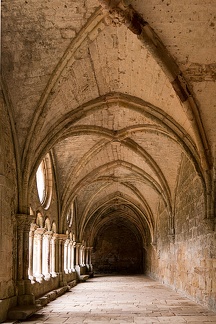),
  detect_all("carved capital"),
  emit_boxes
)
[56,233,68,242]
[16,214,36,232]
[35,227,46,236]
